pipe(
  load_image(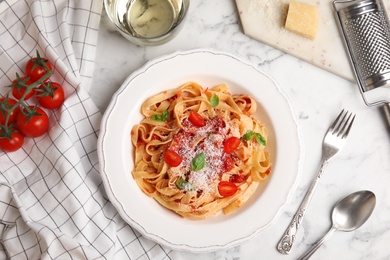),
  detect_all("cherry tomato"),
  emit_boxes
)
[188,112,206,127]
[218,181,238,197]
[0,132,24,152]
[36,82,65,110]
[224,136,240,154]
[25,56,53,82]
[11,77,35,100]
[16,106,49,138]
[0,97,20,125]
[164,150,182,167]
